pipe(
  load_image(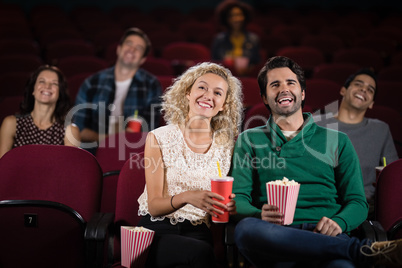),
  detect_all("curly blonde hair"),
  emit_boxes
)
[162,62,243,146]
